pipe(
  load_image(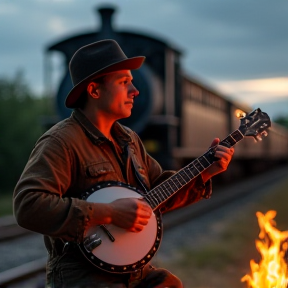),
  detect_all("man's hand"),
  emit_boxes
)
[201,138,234,183]
[109,198,152,232]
